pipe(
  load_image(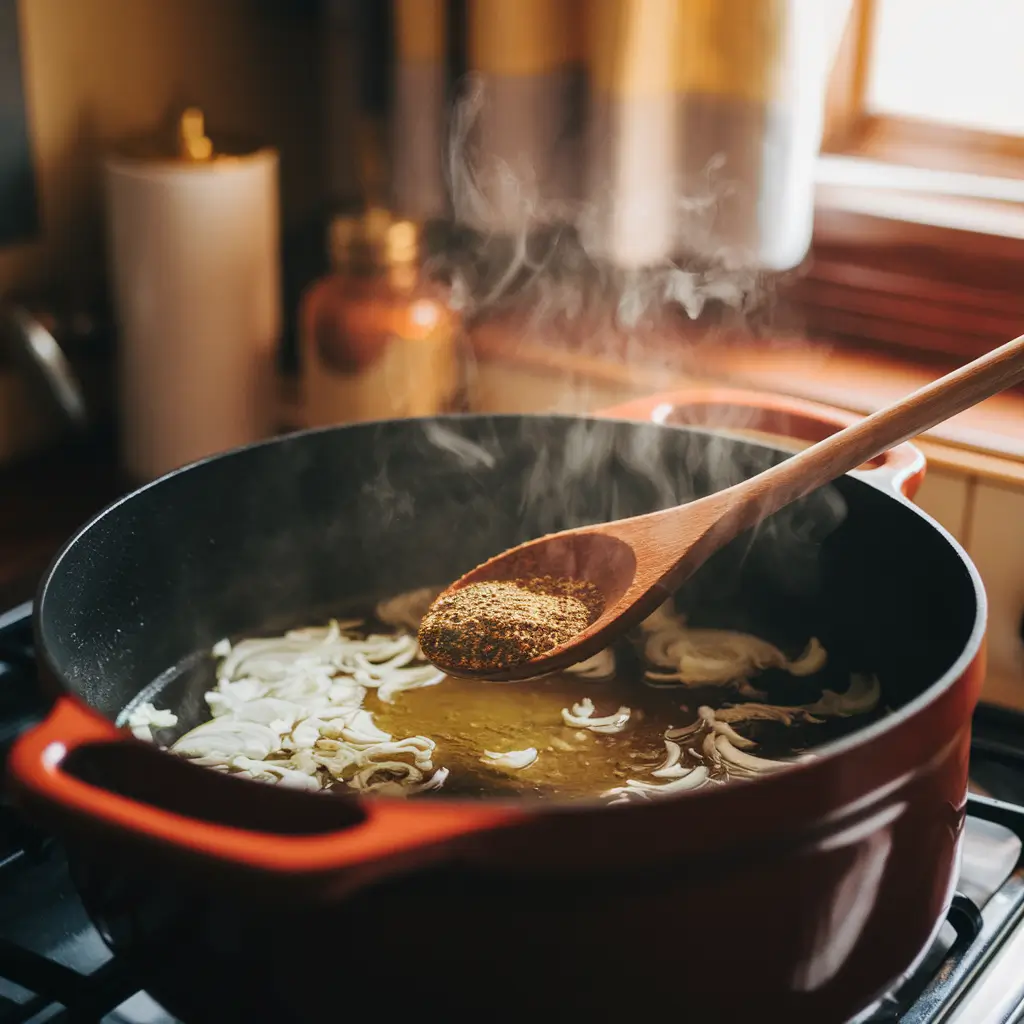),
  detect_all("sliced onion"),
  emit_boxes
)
[171,720,282,761]
[639,600,827,690]
[787,638,828,676]
[157,598,449,797]
[143,591,875,801]
[715,734,790,774]
[702,729,721,767]
[603,765,709,803]
[230,756,322,791]
[335,709,393,746]
[377,667,444,704]
[126,702,179,742]
[481,748,538,771]
[561,697,632,734]
[350,761,425,792]
[639,601,681,633]
[651,739,684,778]
[711,719,757,750]
[715,702,823,727]
[213,697,304,729]
[803,673,881,717]
[564,649,616,681]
